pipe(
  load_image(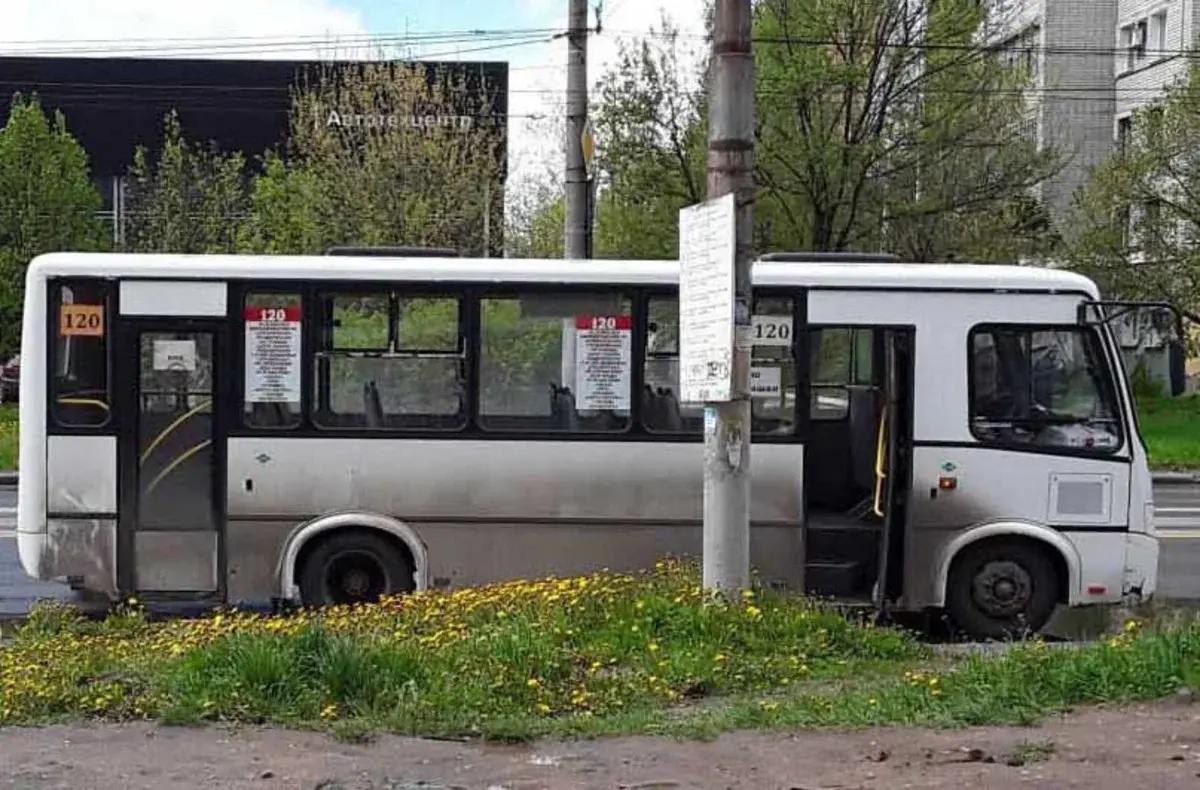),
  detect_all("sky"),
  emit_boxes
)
[2,0,707,205]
